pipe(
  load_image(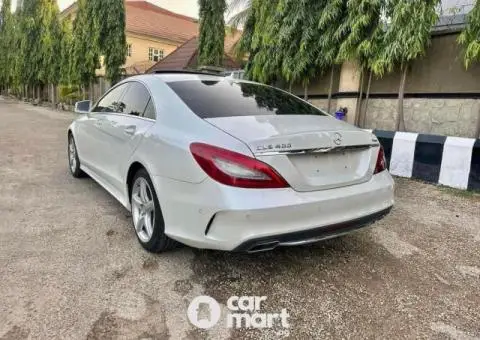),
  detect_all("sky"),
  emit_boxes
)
[9,0,201,18]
